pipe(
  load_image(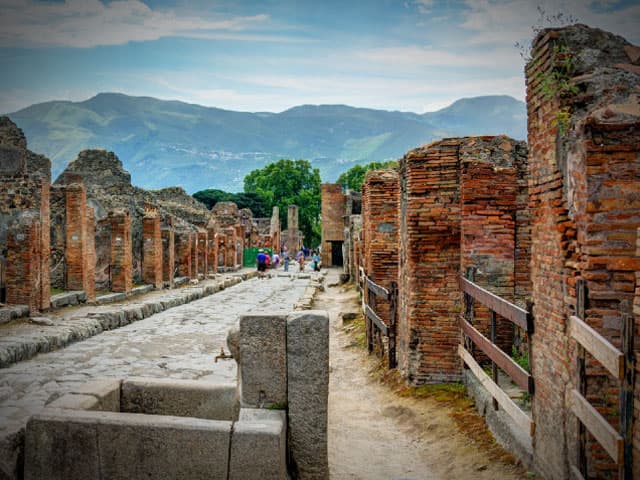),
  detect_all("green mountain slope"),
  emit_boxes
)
[8,93,526,193]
